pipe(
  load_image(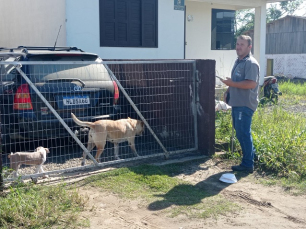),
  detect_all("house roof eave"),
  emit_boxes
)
[187,0,288,8]
[242,15,306,35]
